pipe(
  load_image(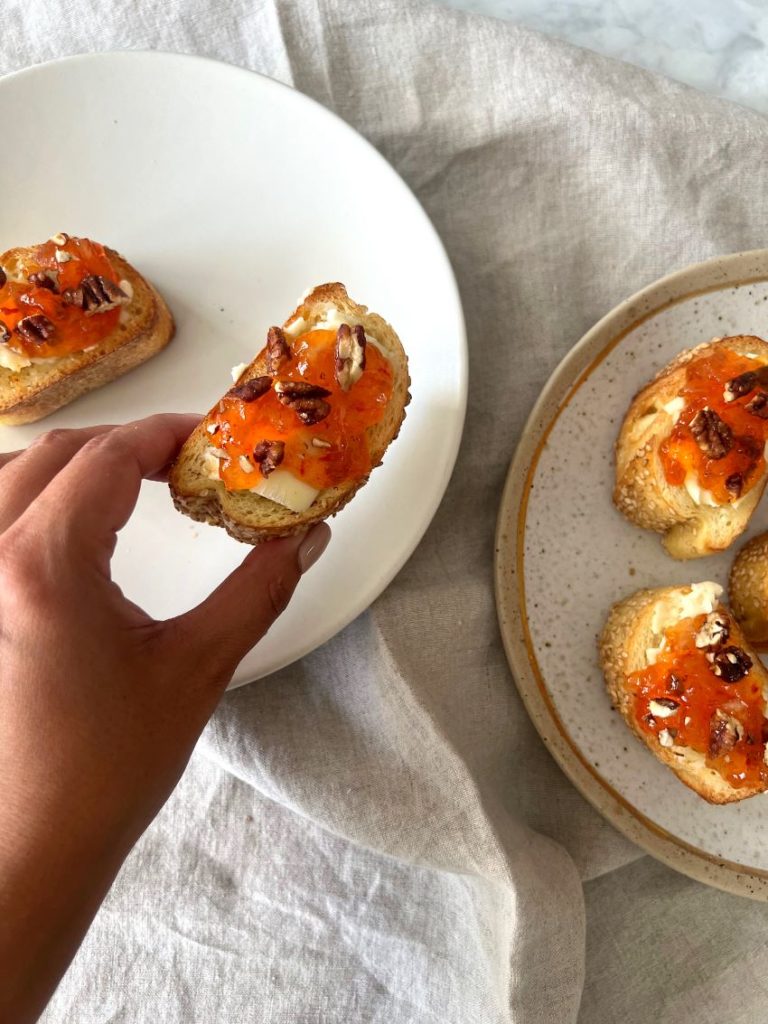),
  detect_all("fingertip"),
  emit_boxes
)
[297,523,331,573]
